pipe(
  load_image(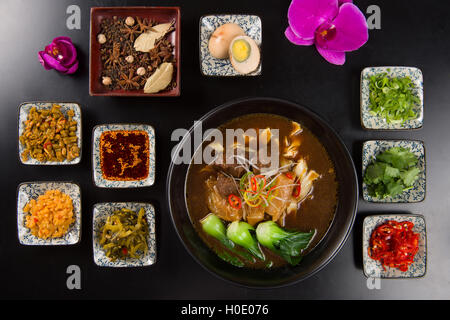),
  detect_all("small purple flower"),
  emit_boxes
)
[285,0,368,65]
[38,36,79,74]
